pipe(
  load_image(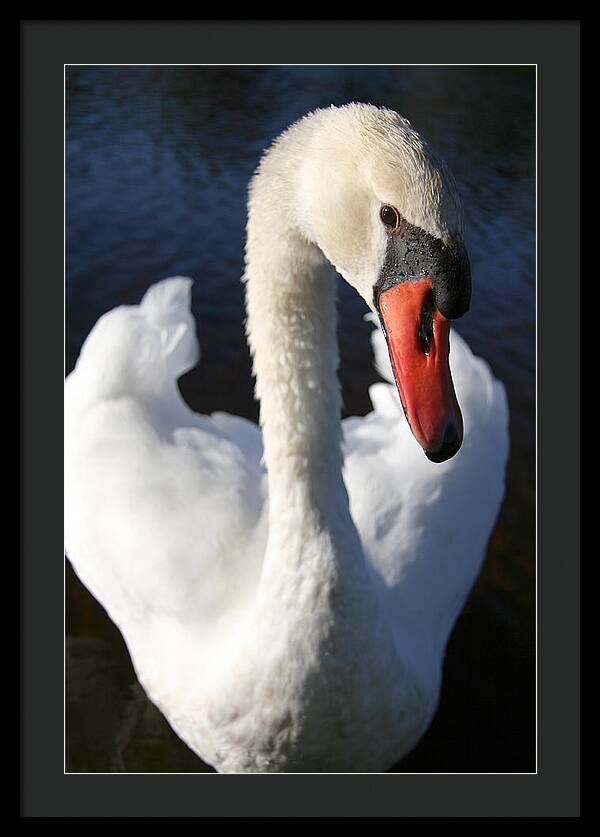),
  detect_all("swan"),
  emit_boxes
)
[65,103,509,773]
